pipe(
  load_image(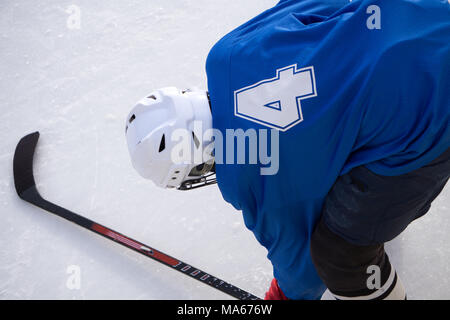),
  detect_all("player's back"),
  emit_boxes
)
[205,0,450,299]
